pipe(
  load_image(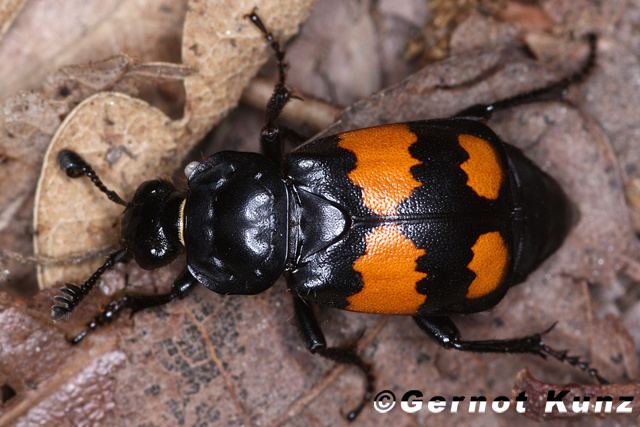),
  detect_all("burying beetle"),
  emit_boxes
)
[51,9,604,421]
